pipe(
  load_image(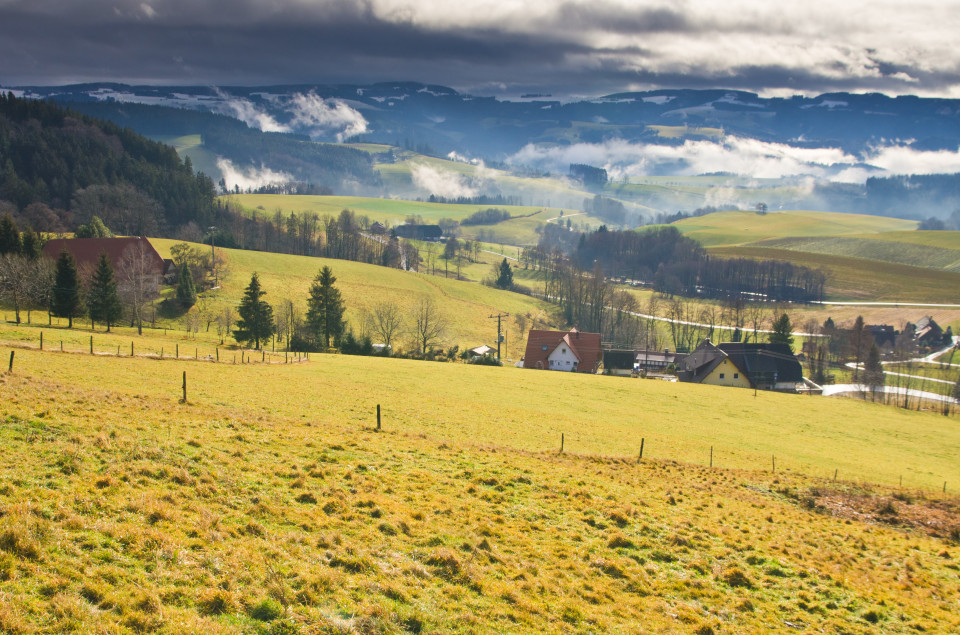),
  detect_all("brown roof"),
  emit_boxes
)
[522,328,602,373]
[42,237,166,275]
